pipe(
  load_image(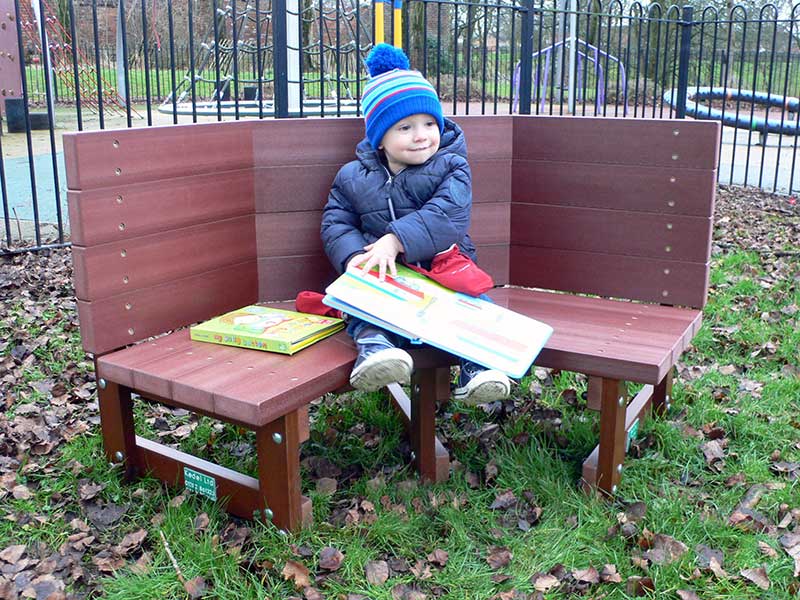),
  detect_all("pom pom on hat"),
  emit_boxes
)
[362,44,443,149]
[365,43,410,76]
